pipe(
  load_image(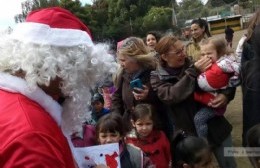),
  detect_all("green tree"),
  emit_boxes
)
[87,0,109,41]
[175,0,205,27]
[142,7,173,33]
[16,0,221,43]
